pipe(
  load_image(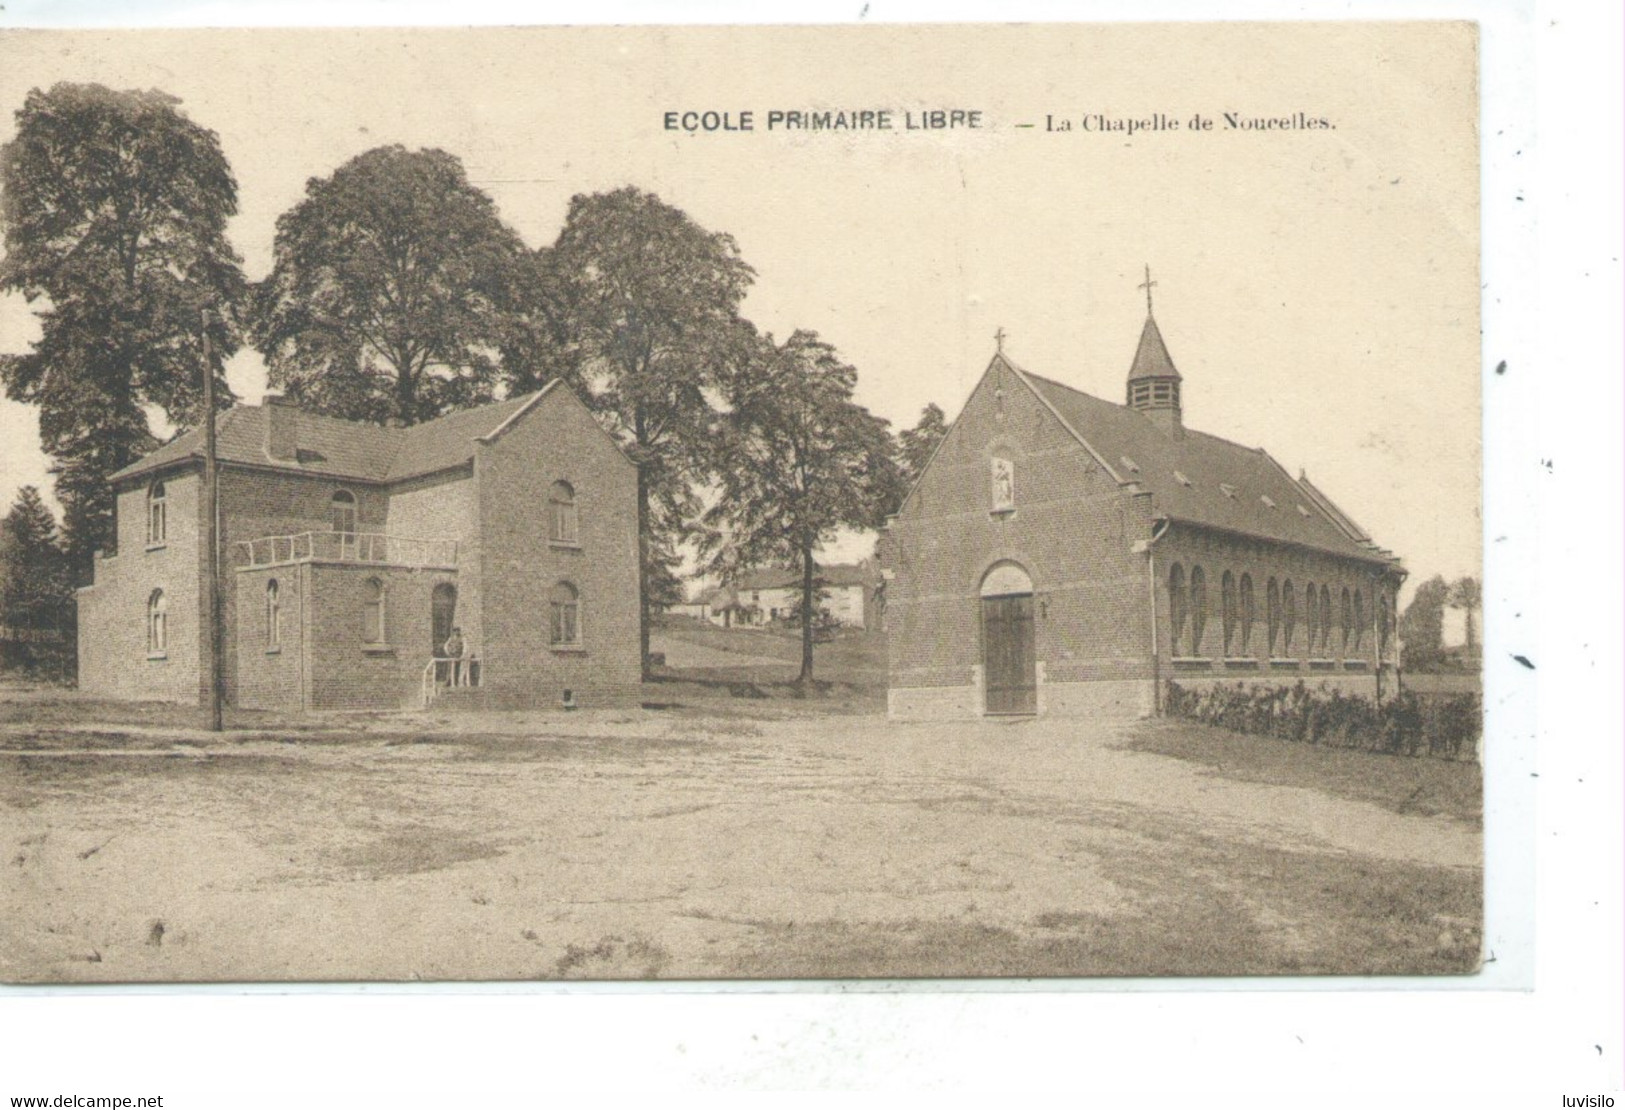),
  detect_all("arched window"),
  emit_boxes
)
[1305,581,1319,654]
[1188,567,1206,654]
[1340,587,1353,653]
[147,589,167,655]
[147,481,167,545]
[1353,589,1366,653]
[1239,574,1255,654]
[550,581,581,646]
[330,490,357,535]
[1168,564,1187,652]
[1266,577,1280,655]
[362,578,385,644]
[1220,571,1237,655]
[266,579,281,650]
[1281,578,1296,654]
[549,481,578,544]
[1319,585,1333,653]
